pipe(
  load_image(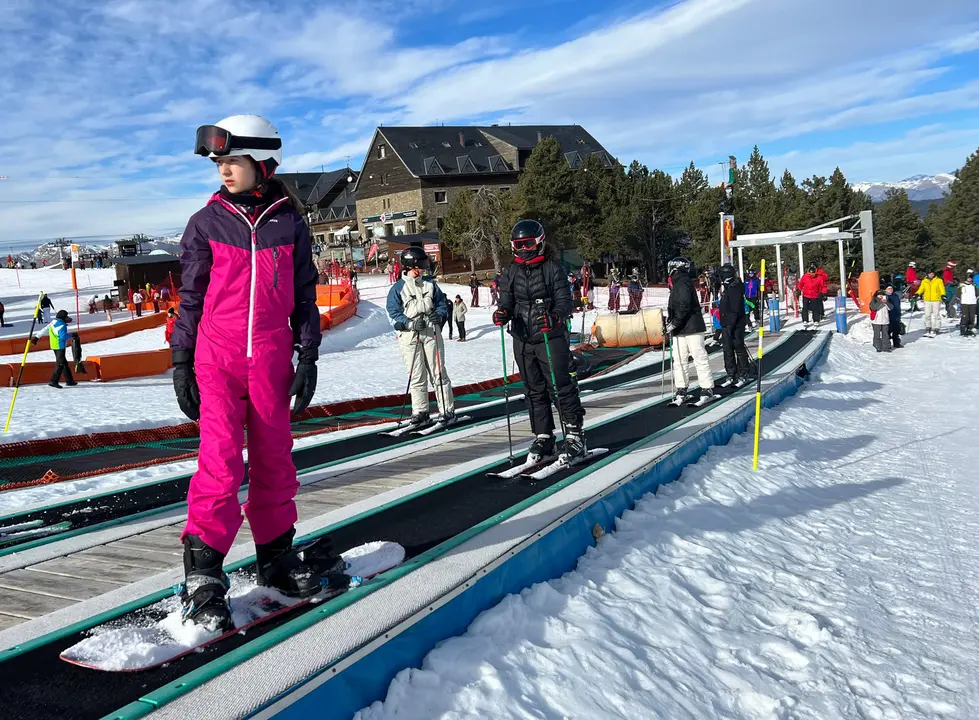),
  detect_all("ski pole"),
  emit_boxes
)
[752,260,767,471]
[5,293,44,433]
[430,320,450,419]
[659,334,667,397]
[397,330,421,424]
[500,325,514,463]
[537,299,568,441]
